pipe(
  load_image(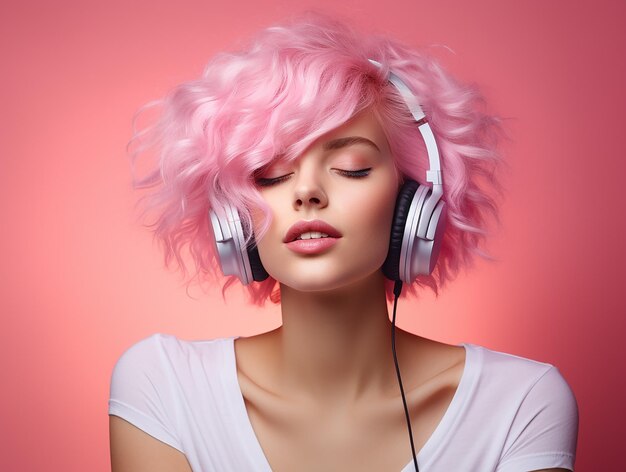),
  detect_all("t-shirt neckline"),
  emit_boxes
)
[225,336,480,472]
